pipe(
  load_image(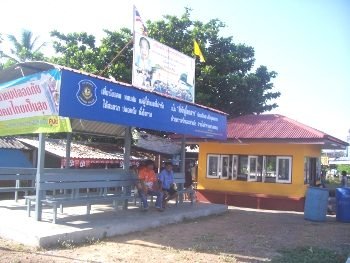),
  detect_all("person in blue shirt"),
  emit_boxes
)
[158,162,177,208]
